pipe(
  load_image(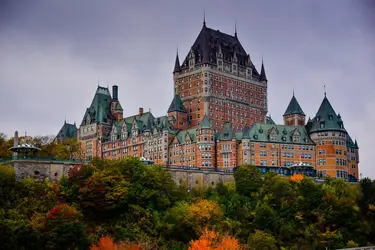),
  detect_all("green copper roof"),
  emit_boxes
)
[175,127,197,144]
[200,114,211,129]
[284,95,305,116]
[81,86,112,125]
[115,102,123,111]
[167,94,187,113]
[56,122,78,141]
[249,124,315,145]
[242,125,251,139]
[266,116,275,125]
[218,122,235,141]
[309,95,345,133]
[346,134,359,149]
